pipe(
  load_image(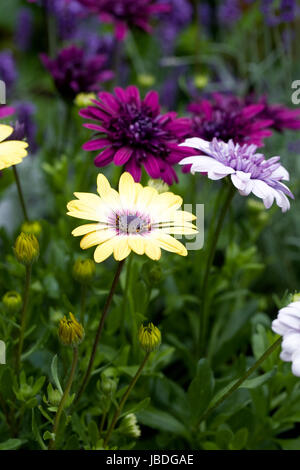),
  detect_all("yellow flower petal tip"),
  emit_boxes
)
[67,172,198,263]
[0,124,29,170]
